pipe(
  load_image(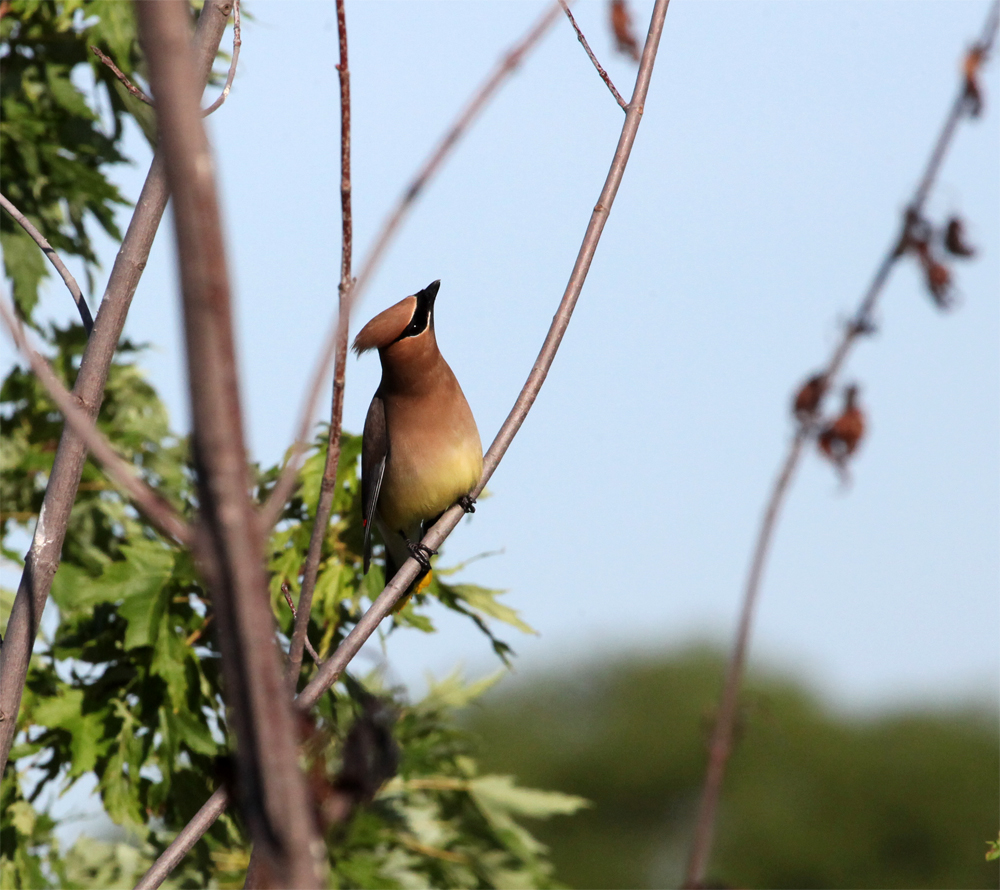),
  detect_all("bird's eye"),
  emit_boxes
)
[392,302,431,344]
